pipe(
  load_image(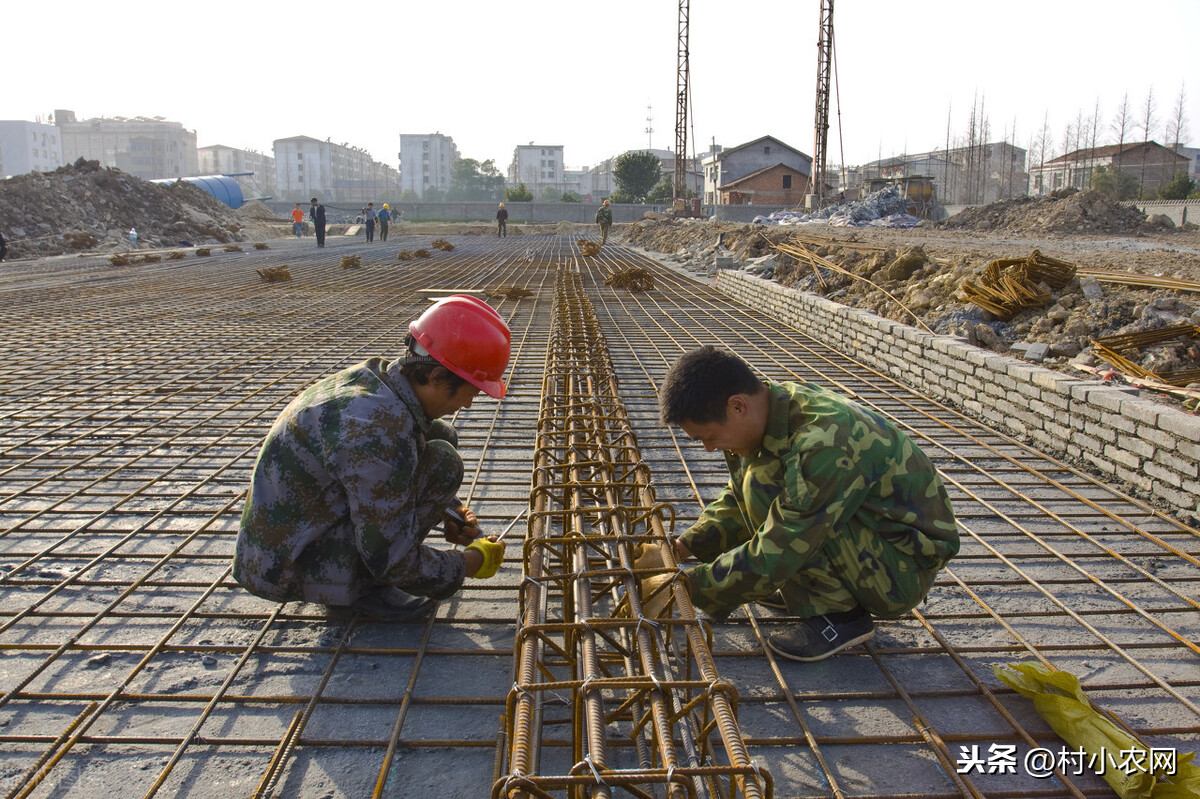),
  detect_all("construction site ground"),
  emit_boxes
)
[1,230,1198,798]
